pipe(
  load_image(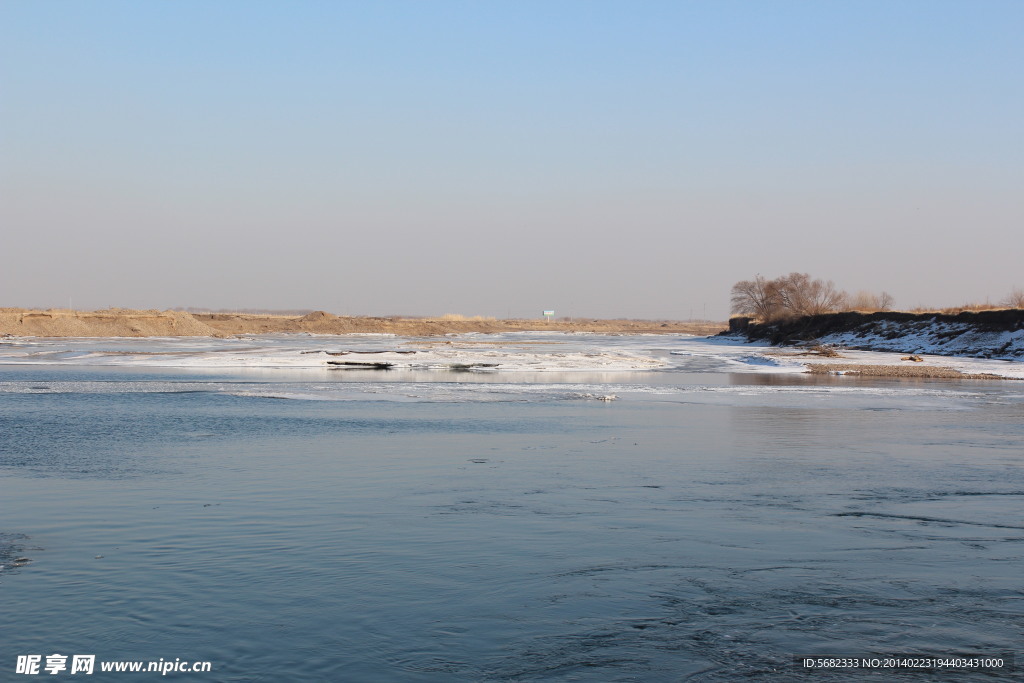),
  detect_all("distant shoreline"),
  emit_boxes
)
[0,308,726,338]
